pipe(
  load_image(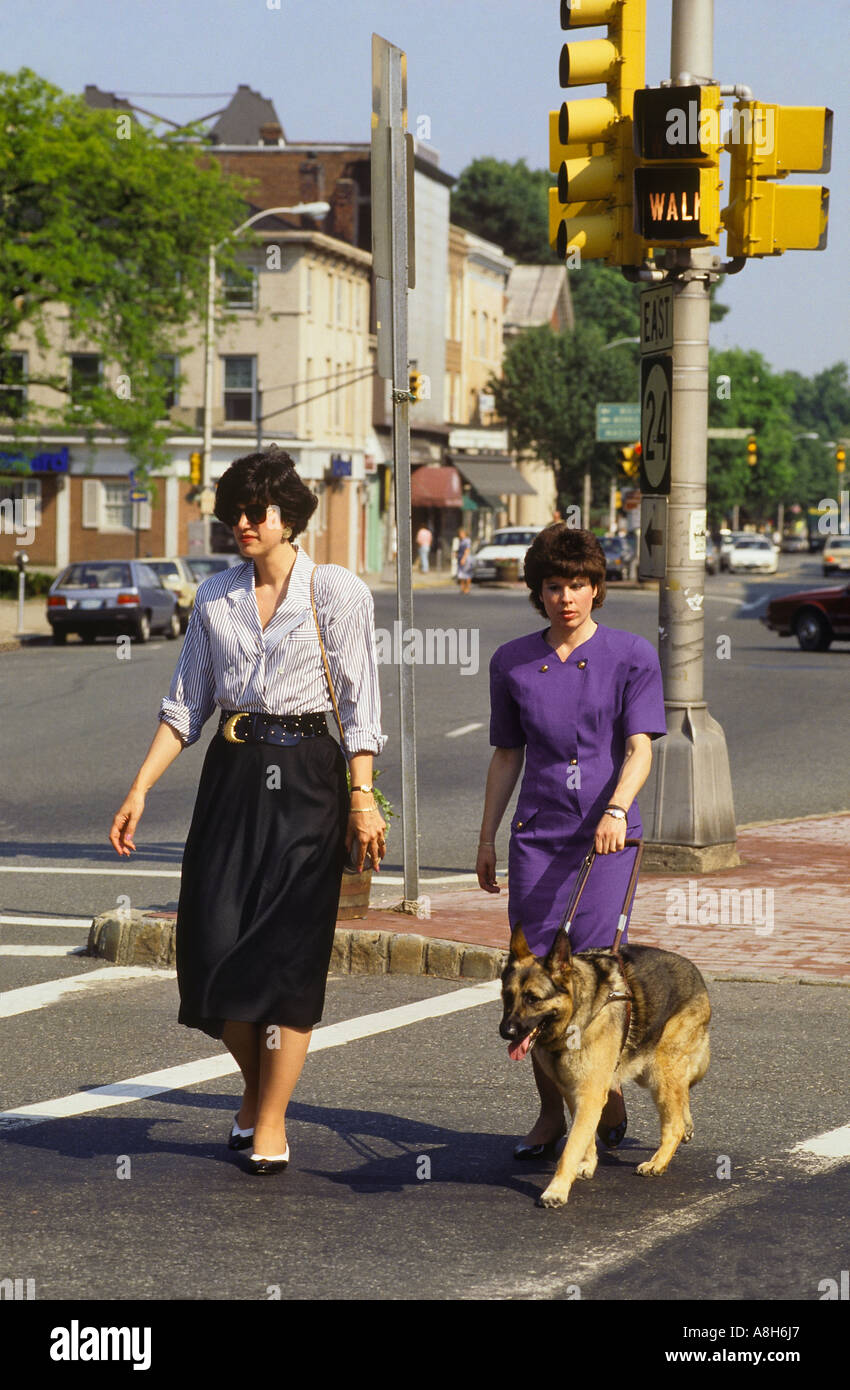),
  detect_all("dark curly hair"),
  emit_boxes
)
[213,446,318,539]
[524,524,606,616]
